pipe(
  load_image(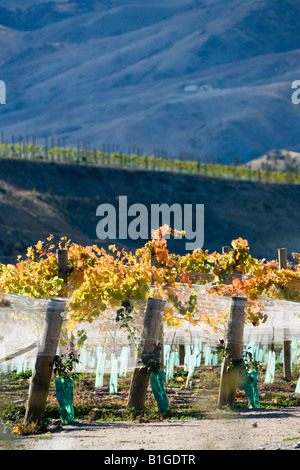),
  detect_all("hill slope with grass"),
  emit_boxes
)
[0,0,300,163]
[0,158,299,263]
